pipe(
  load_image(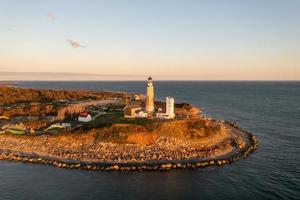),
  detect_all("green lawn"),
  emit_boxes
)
[86,111,123,128]
[86,111,157,129]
